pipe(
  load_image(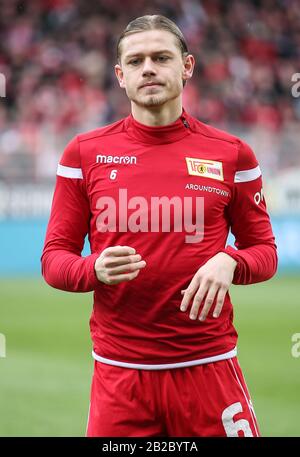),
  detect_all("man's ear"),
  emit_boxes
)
[182,54,195,83]
[115,64,126,88]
